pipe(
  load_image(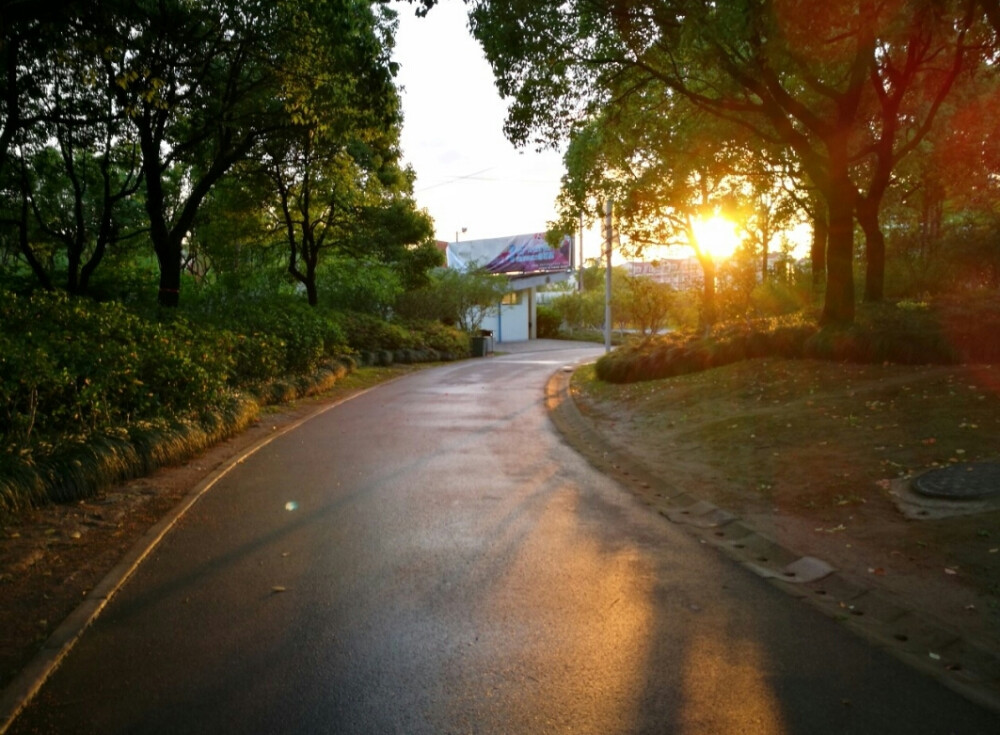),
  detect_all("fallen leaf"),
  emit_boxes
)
[271,586,287,593]
[944,568,958,575]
